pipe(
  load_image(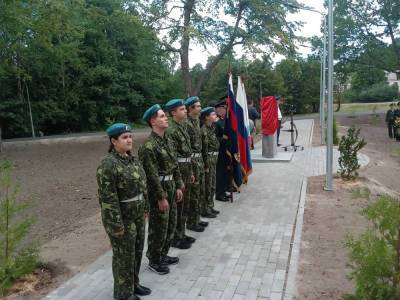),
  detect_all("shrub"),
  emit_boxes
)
[345,195,400,300]
[338,126,366,180]
[0,160,38,296]
[345,83,399,103]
